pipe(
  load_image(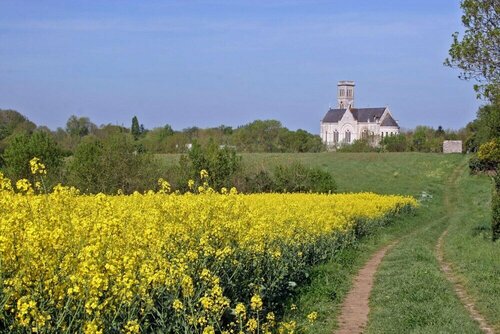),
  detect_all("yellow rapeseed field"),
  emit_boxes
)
[0,159,417,333]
